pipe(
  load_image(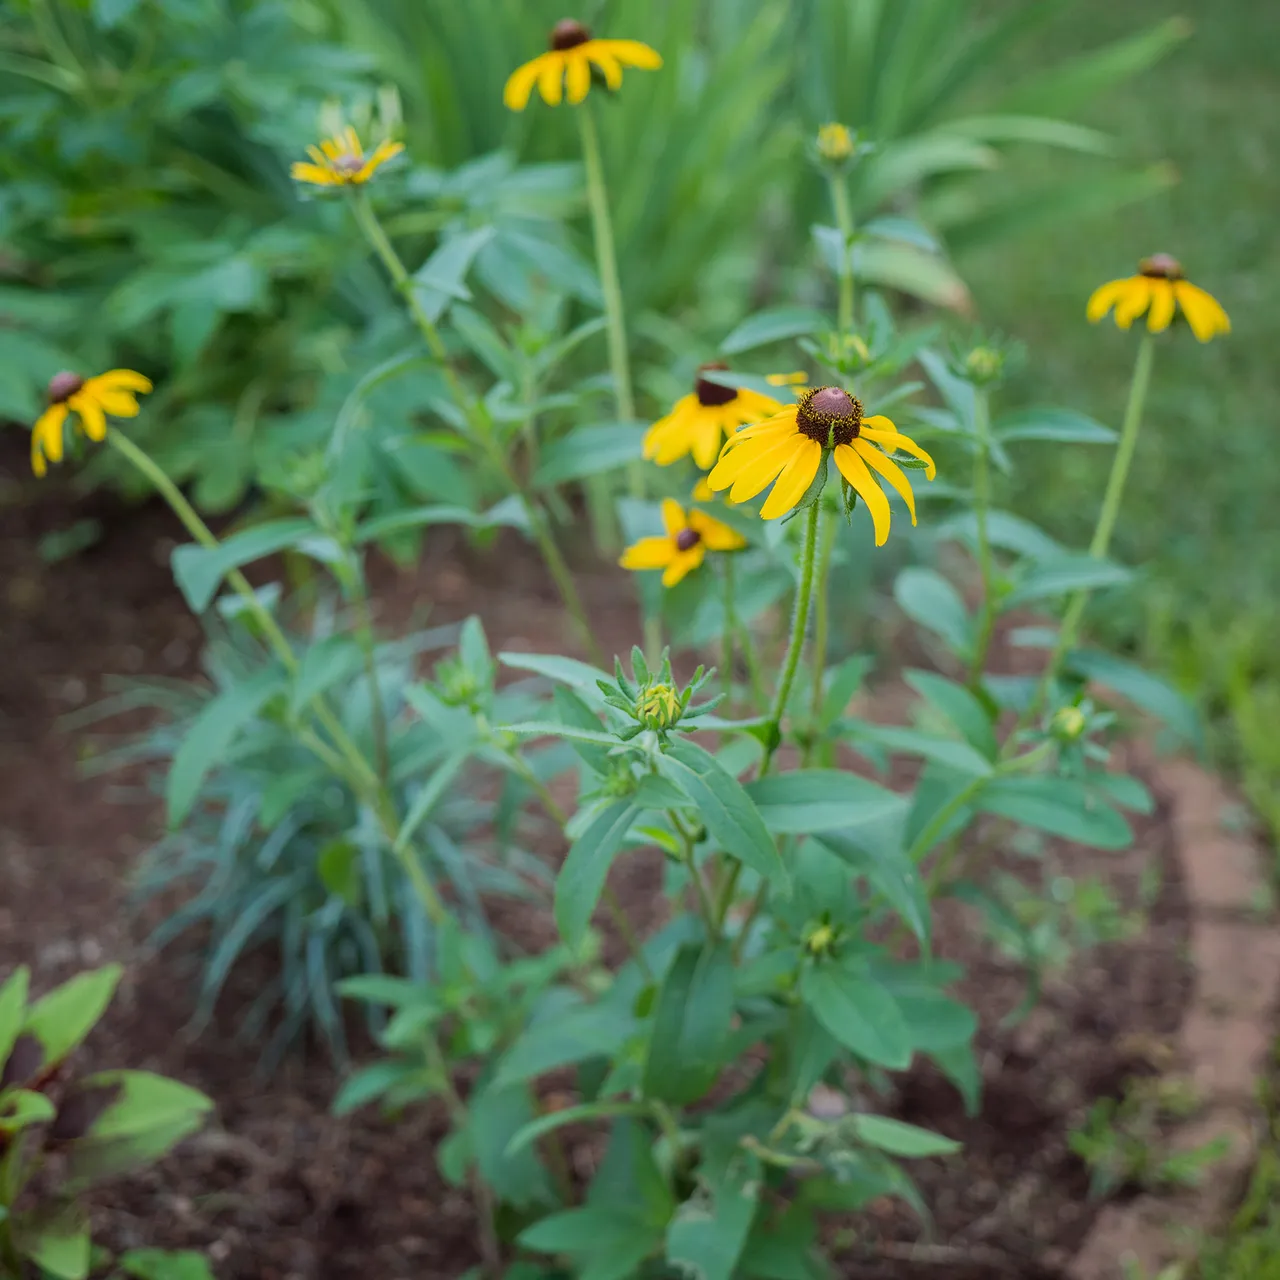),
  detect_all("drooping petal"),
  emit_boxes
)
[1145,279,1176,333]
[858,426,936,479]
[343,126,361,157]
[760,438,822,519]
[586,47,624,89]
[306,145,329,167]
[32,403,68,472]
[504,56,547,111]
[691,415,725,471]
[690,510,747,551]
[833,444,891,546]
[855,441,917,523]
[662,544,705,588]
[565,50,592,104]
[712,434,800,501]
[320,136,344,161]
[356,140,405,183]
[620,536,675,572]
[691,476,715,503]
[92,369,153,393]
[1086,278,1136,323]
[719,406,798,448]
[644,396,698,464]
[68,391,106,441]
[537,54,566,106]
[1175,280,1231,342]
[766,370,809,388]
[292,162,337,185]
[94,390,141,417]
[1112,277,1151,330]
[661,498,688,538]
[596,39,663,69]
